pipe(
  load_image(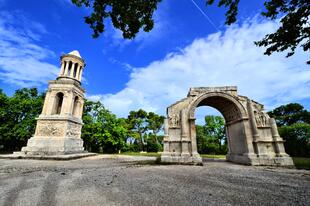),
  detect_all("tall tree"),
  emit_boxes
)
[146,112,165,143]
[204,115,226,151]
[268,103,310,157]
[196,115,227,154]
[127,109,149,151]
[268,103,310,126]
[0,88,44,151]
[82,100,128,153]
[278,123,310,157]
[72,0,310,63]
